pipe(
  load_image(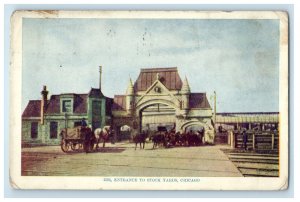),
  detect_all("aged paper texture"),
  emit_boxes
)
[10,10,288,190]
